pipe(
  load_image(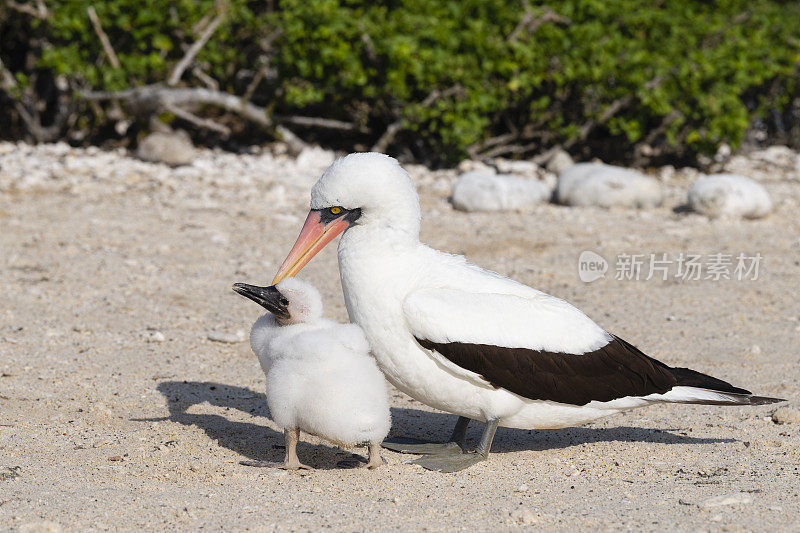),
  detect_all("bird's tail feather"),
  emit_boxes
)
[653,366,785,406]
[655,386,784,406]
